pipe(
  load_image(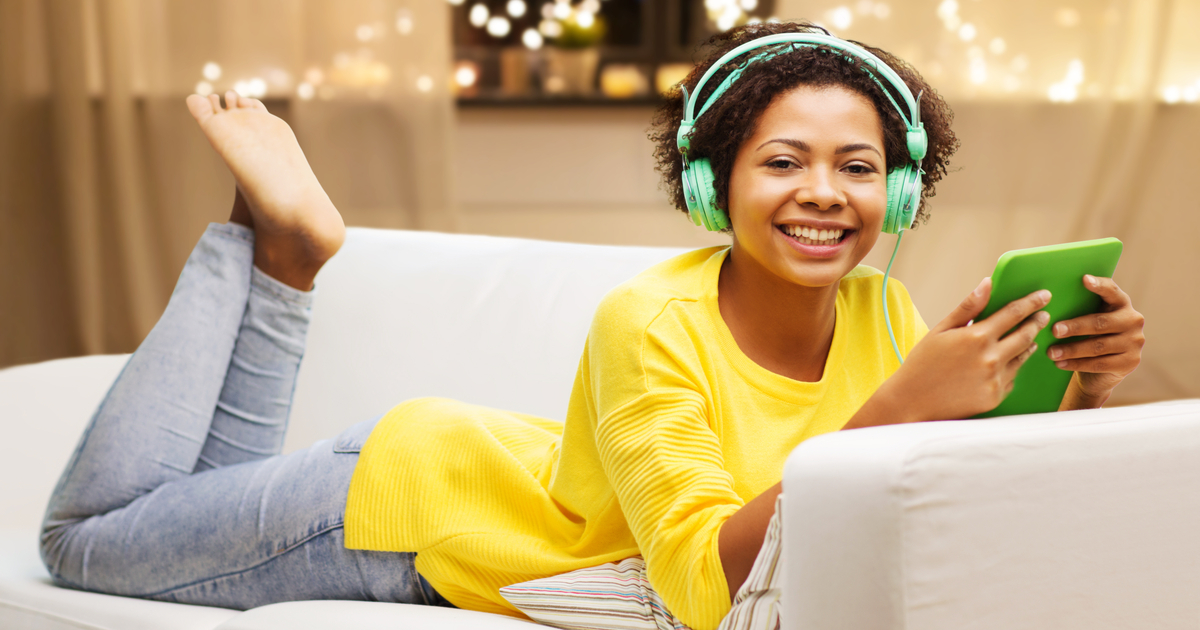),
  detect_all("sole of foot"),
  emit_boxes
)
[187,90,345,290]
